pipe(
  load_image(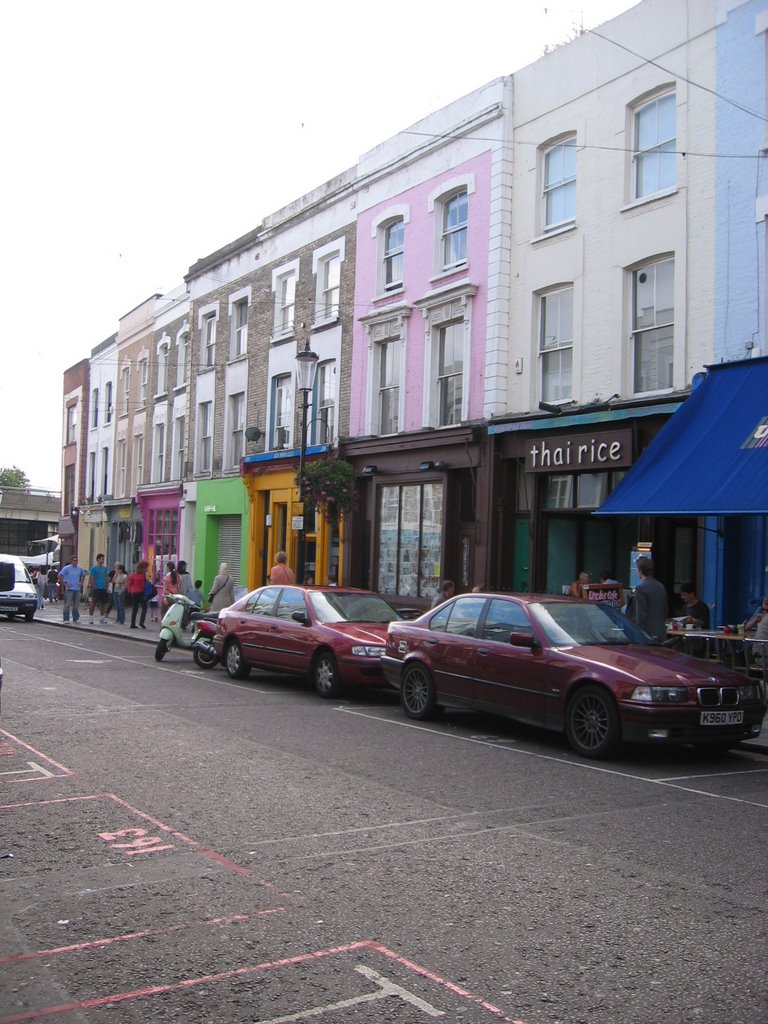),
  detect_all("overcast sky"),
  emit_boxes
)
[0,0,637,491]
